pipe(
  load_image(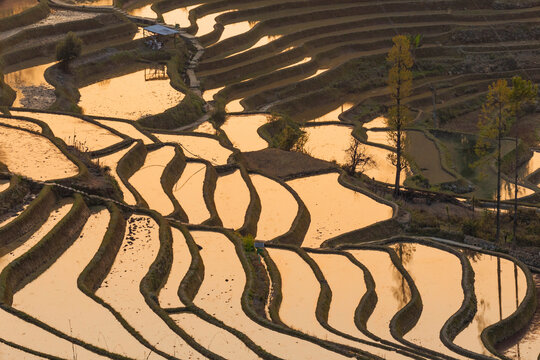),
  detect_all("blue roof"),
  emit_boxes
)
[144,24,180,36]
